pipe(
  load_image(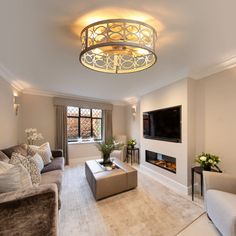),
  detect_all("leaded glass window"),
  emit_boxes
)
[67,106,103,142]
[92,109,102,118]
[80,118,91,138]
[80,108,91,117]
